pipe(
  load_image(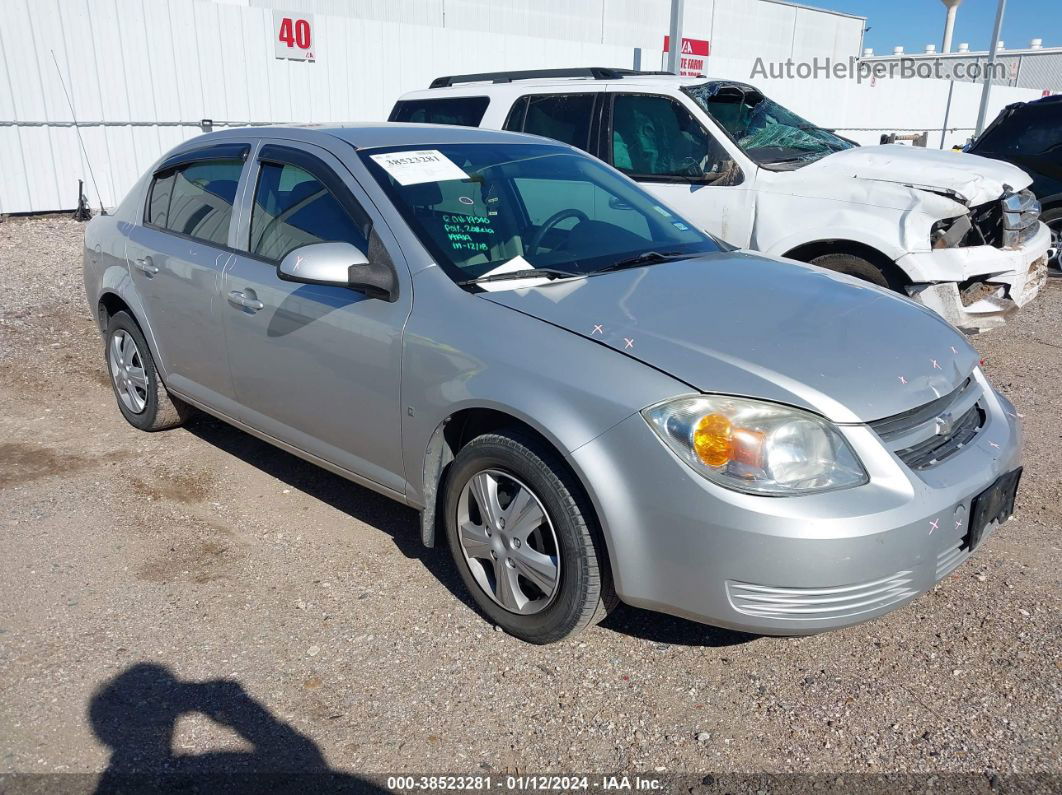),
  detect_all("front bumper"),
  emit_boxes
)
[570,379,1022,635]
[900,221,1050,333]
